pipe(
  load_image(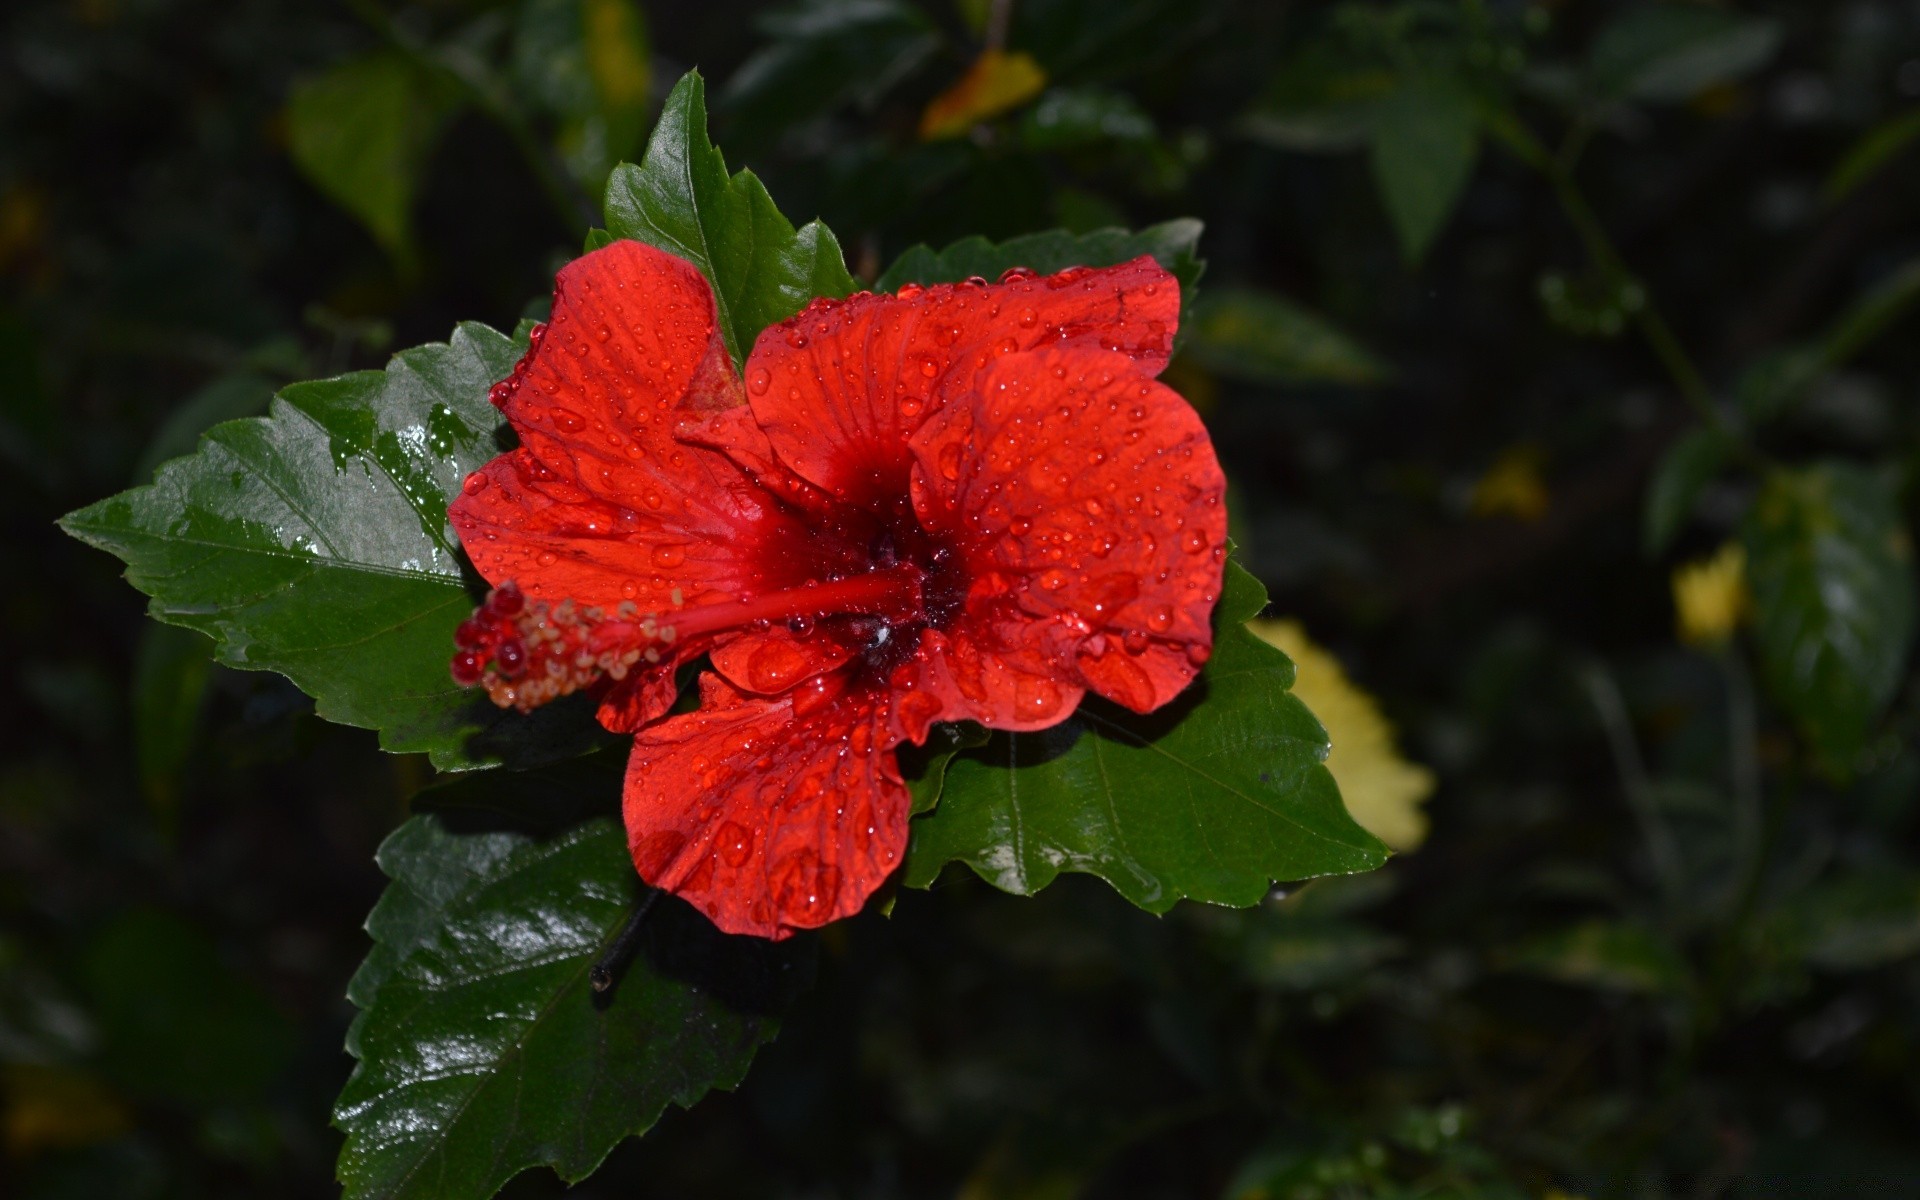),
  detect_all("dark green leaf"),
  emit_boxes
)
[1369,77,1478,266]
[1769,869,1920,972]
[1744,463,1917,773]
[335,811,812,1200]
[286,53,456,266]
[902,563,1388,909]
[1239,47,1395,154]
[1643,425,1732,555]
[134,372,277,481]
[512,0,653,189]
[84,910,295,1105]
[1819,256,1920,368]
[1019,87,1156,150]
[1506,920,1691,997]
[1824,109,1920,205]
[61,323,605,771]
[1183,287,1389,387]
[901,721,991,817]
[603,71,859,367]
[720,0,941,150]
[1588,6,1782,104]
[130,623,212,821]
[873,219,1206,338]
